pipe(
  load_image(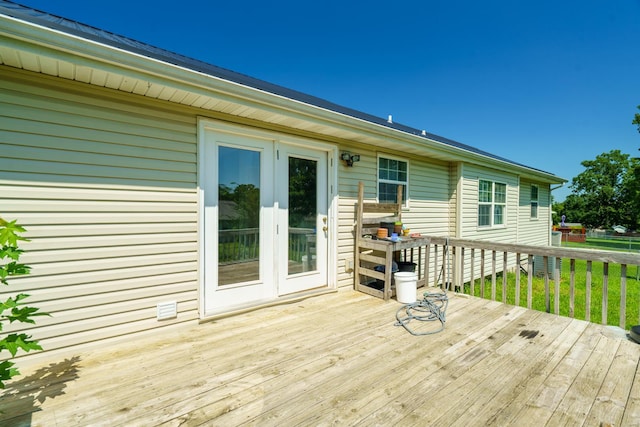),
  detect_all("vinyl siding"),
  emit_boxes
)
[518,179,551,246]
[454,165,553,285]
[335,148,452,288]
[0,67,199,355]
[459,164,519,243]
